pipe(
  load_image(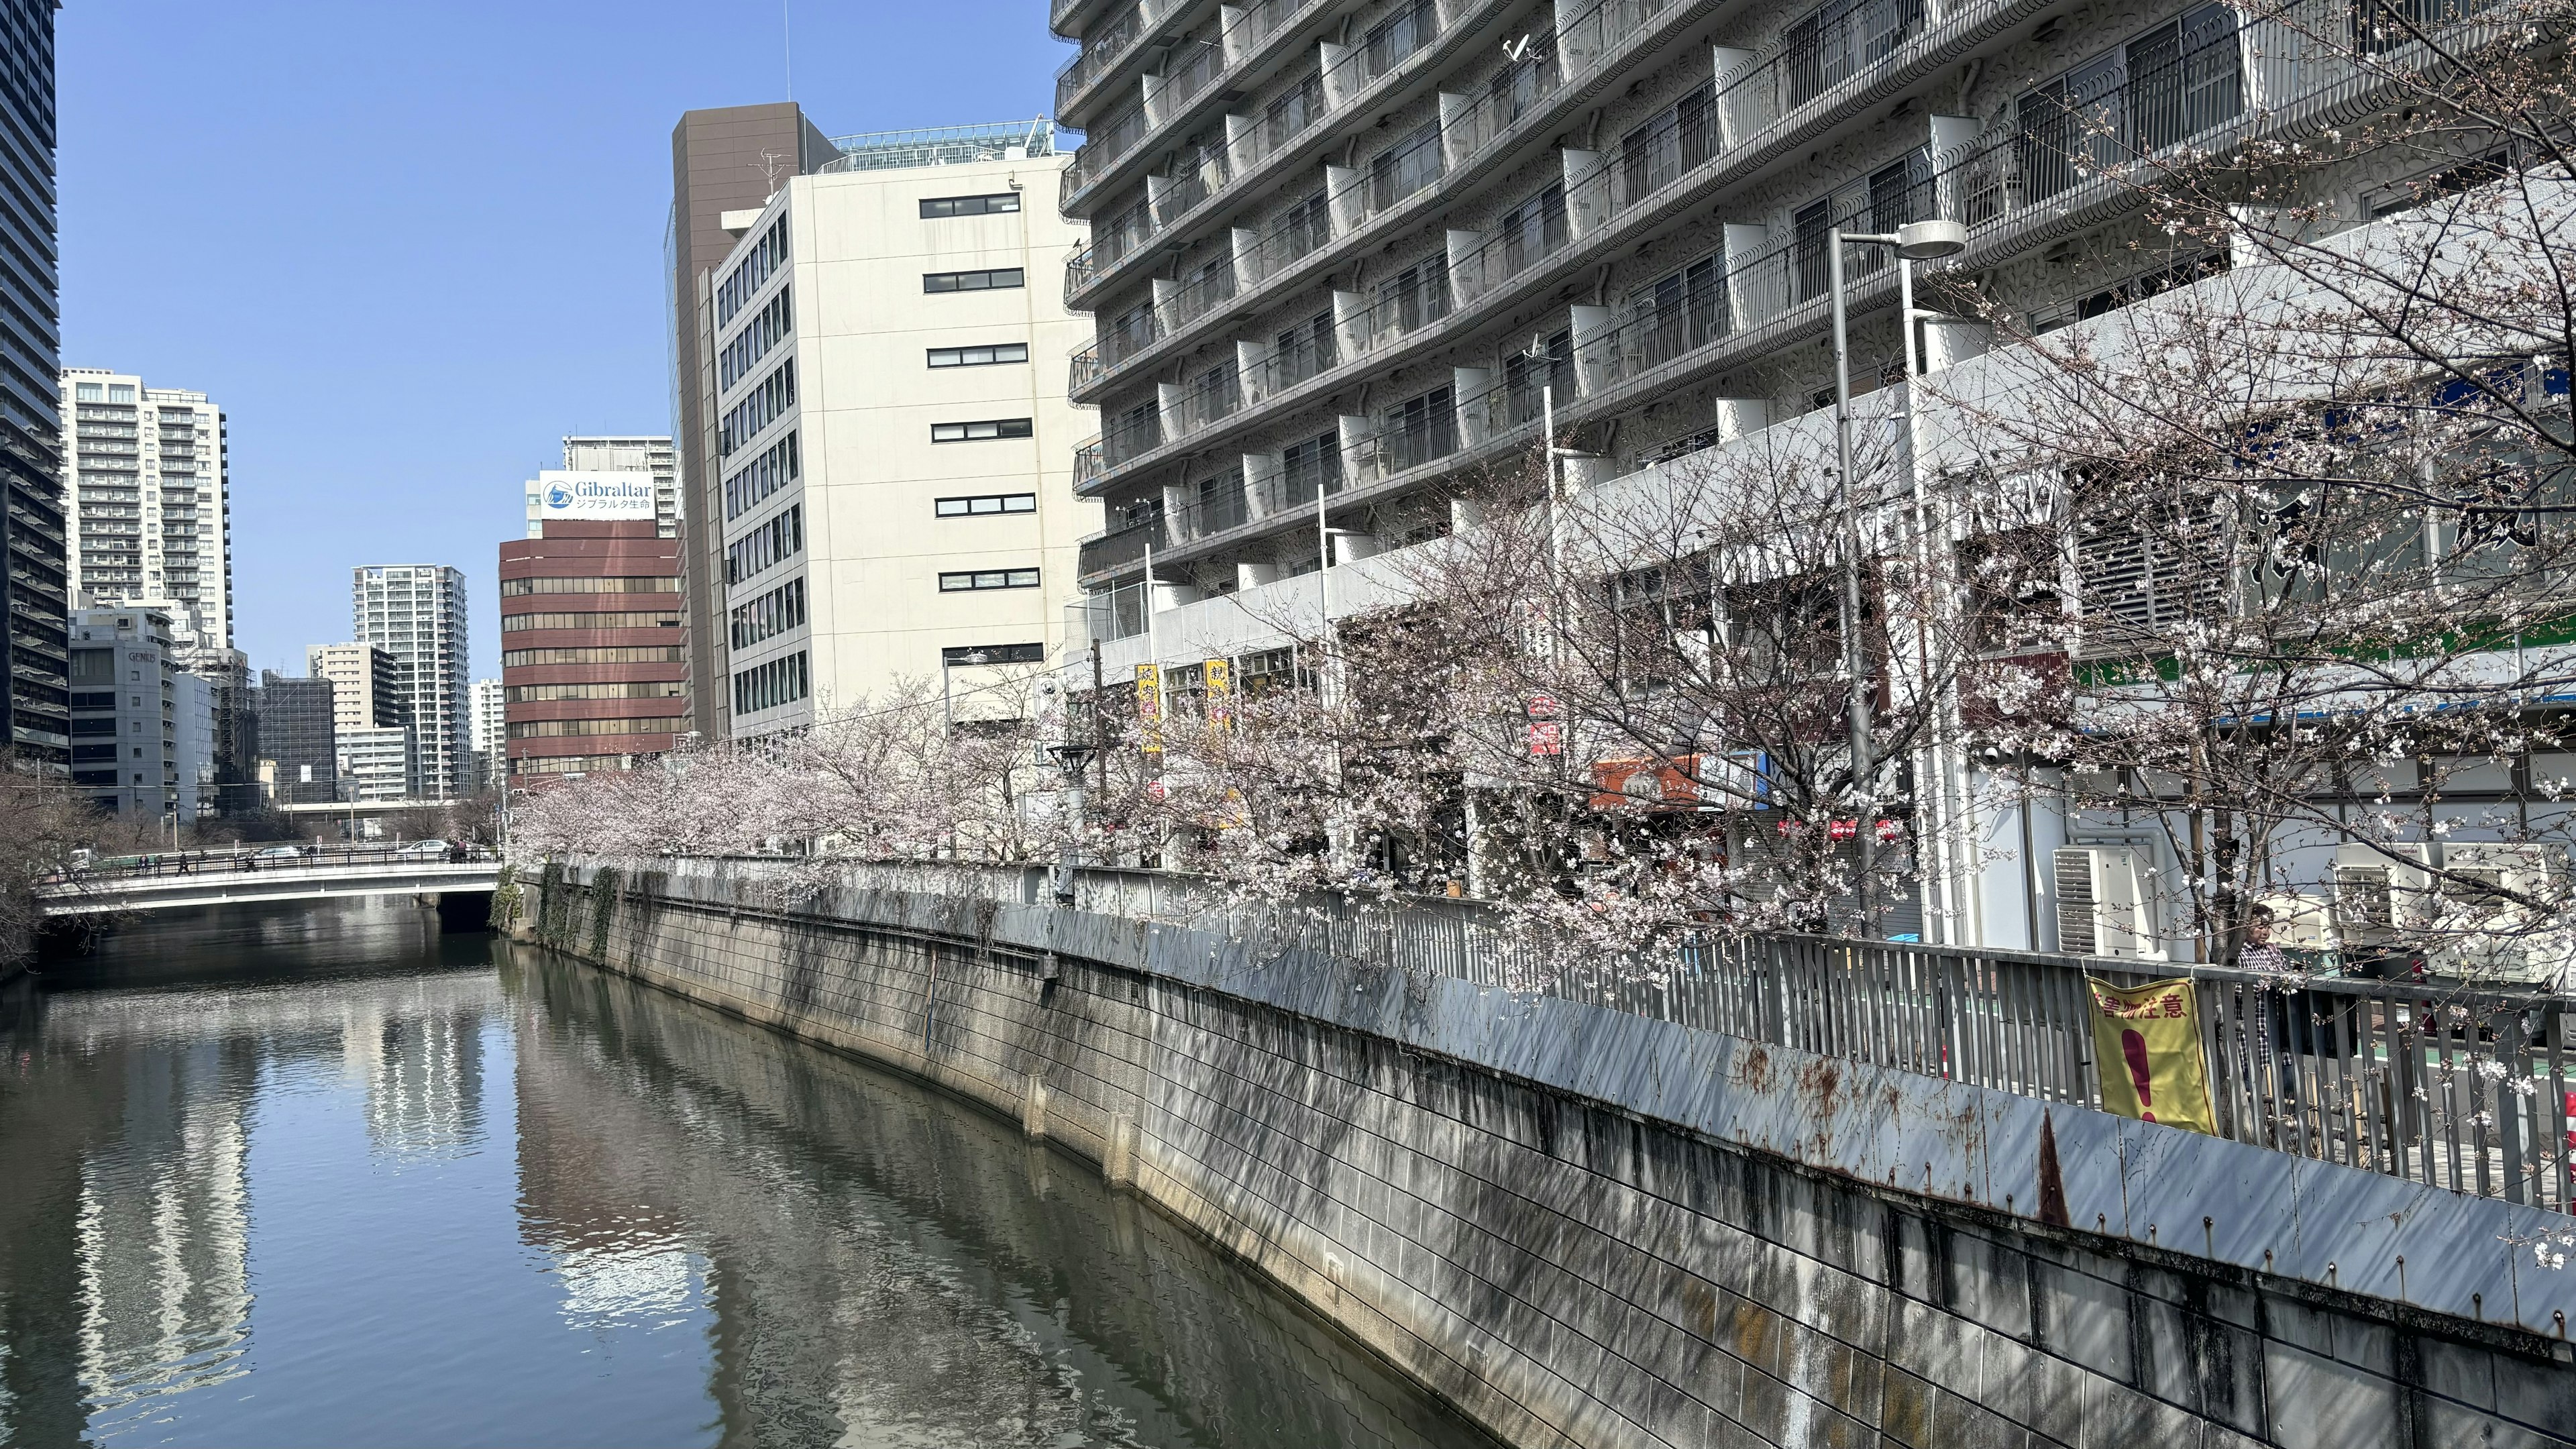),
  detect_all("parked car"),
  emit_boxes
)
[252,845,304,862]
[395,839,451,857]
